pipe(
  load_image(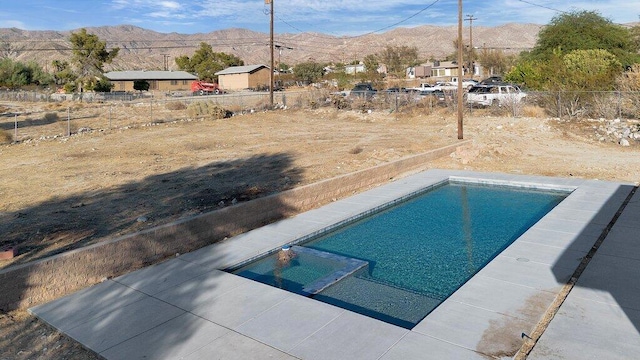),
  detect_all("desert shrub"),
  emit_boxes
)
[63,82,76,94]
[330,95,349,109]
[252,98,273,112]
[187,101,231,119]
[487,103,513,117]
[43,112,59,122]
[589,92,620,119]
[521,105,546,118]
[528,91,587,118]
[293,89,331,109]
[0,129,13,144]
[619,92,640,119]
[165,101,187,110]
[616,65,640,118]
[350,96,373,112]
